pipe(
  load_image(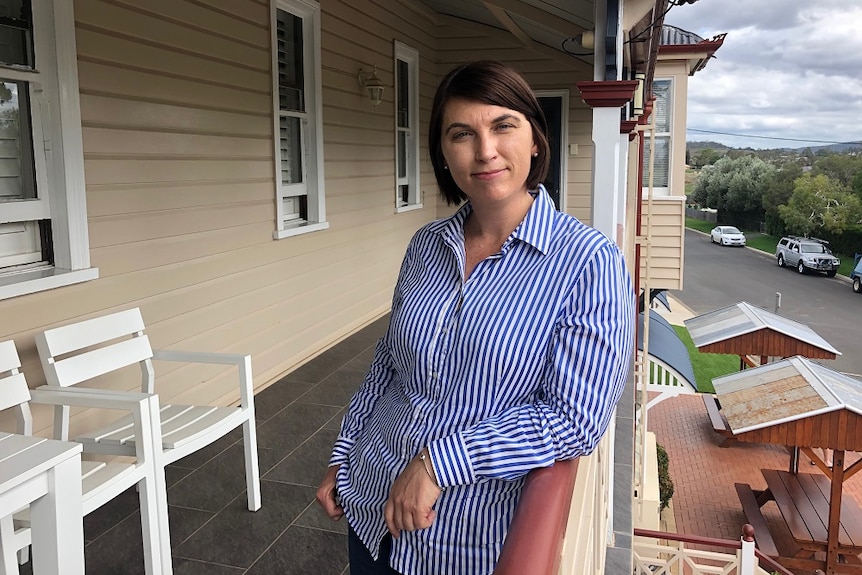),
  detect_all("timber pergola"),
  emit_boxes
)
[714,357,862,573]
[684,301,841,368]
